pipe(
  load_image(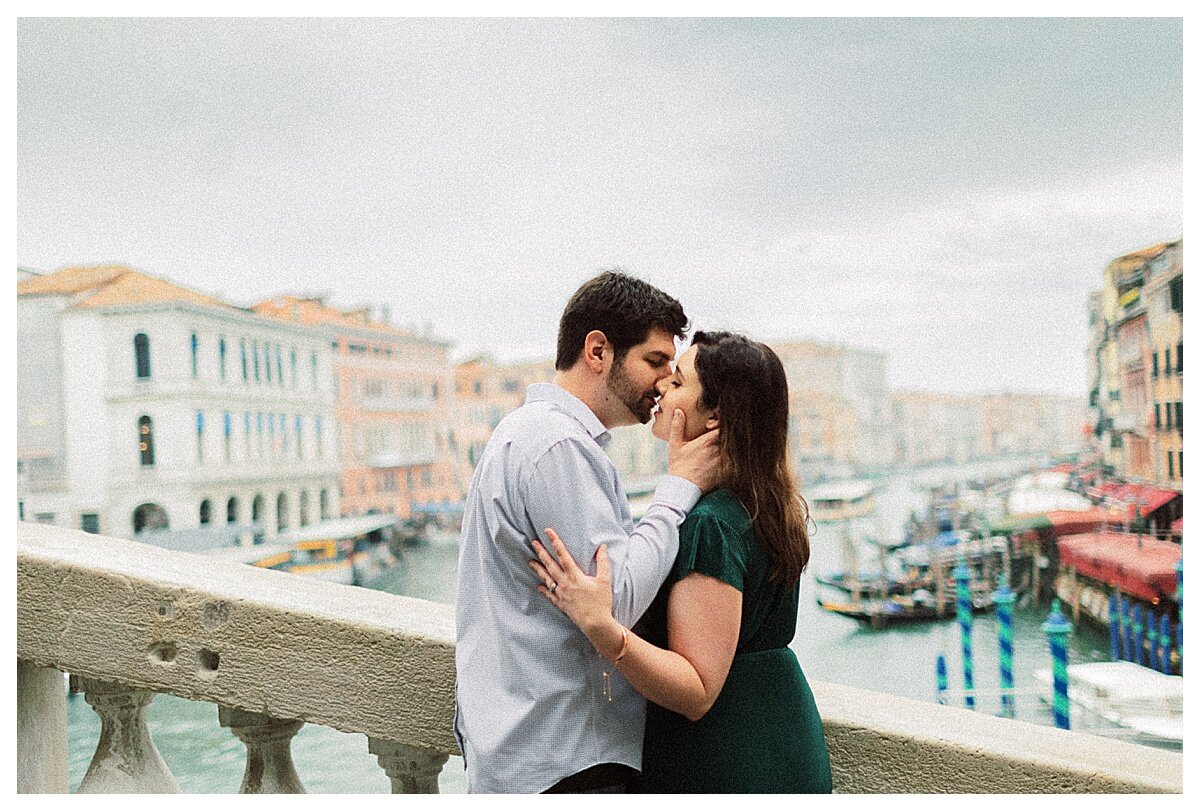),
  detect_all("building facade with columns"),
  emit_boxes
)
[17,266,341,545]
